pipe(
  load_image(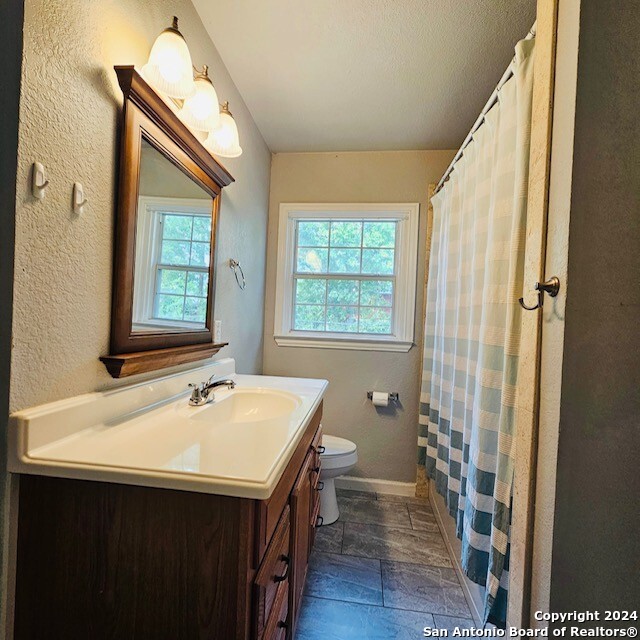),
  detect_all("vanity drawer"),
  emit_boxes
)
[262,578,288,640]
[254,506,290,638]
[310,424,323,462]
[310,425,323,538]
